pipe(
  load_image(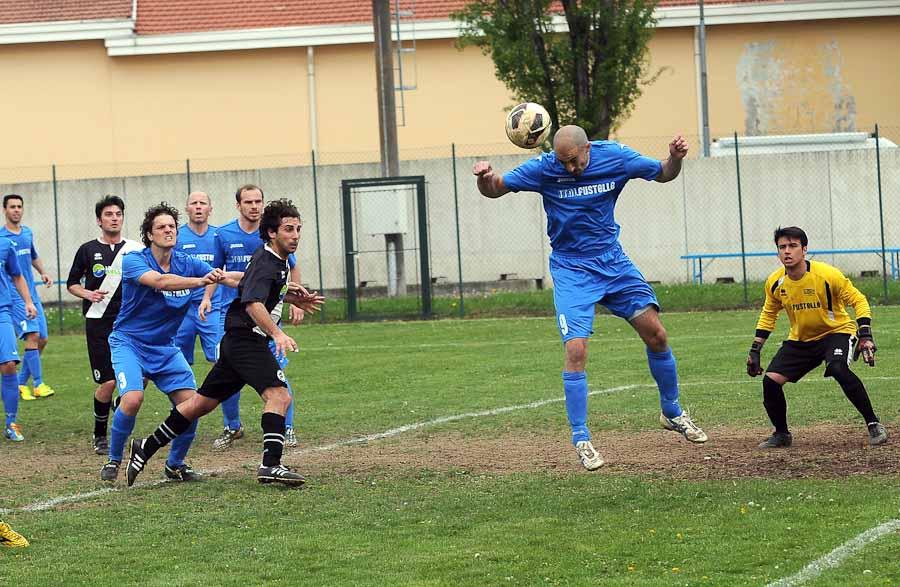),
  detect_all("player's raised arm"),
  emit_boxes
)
[473,161,510,199]
[655,135,689,183]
